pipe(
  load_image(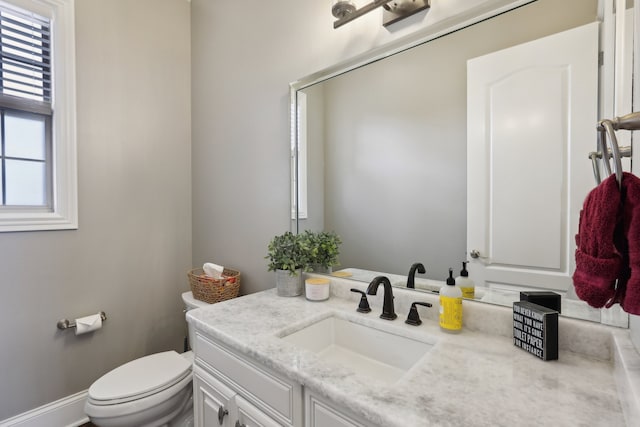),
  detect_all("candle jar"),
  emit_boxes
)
[305,278,331,301]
